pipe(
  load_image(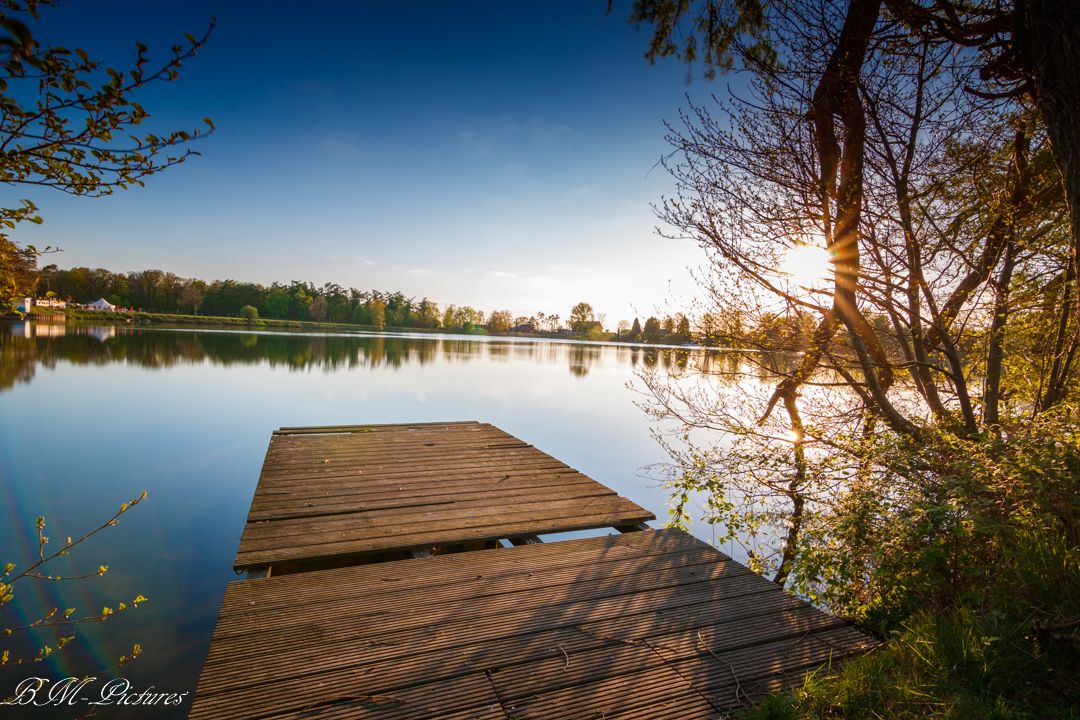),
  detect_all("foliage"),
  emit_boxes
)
[739,525,1080,718]
[368,297,386,330]
[634,0,1075,578]
[793,418,1080,626]
[0,1,214,313]
[642,316,660,340]
[307,296,327,322]
[628,1,1080,713]
[239,304,258,321]
[569,301,595,331]
[487,309,513,333]
[1,493,148,674]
